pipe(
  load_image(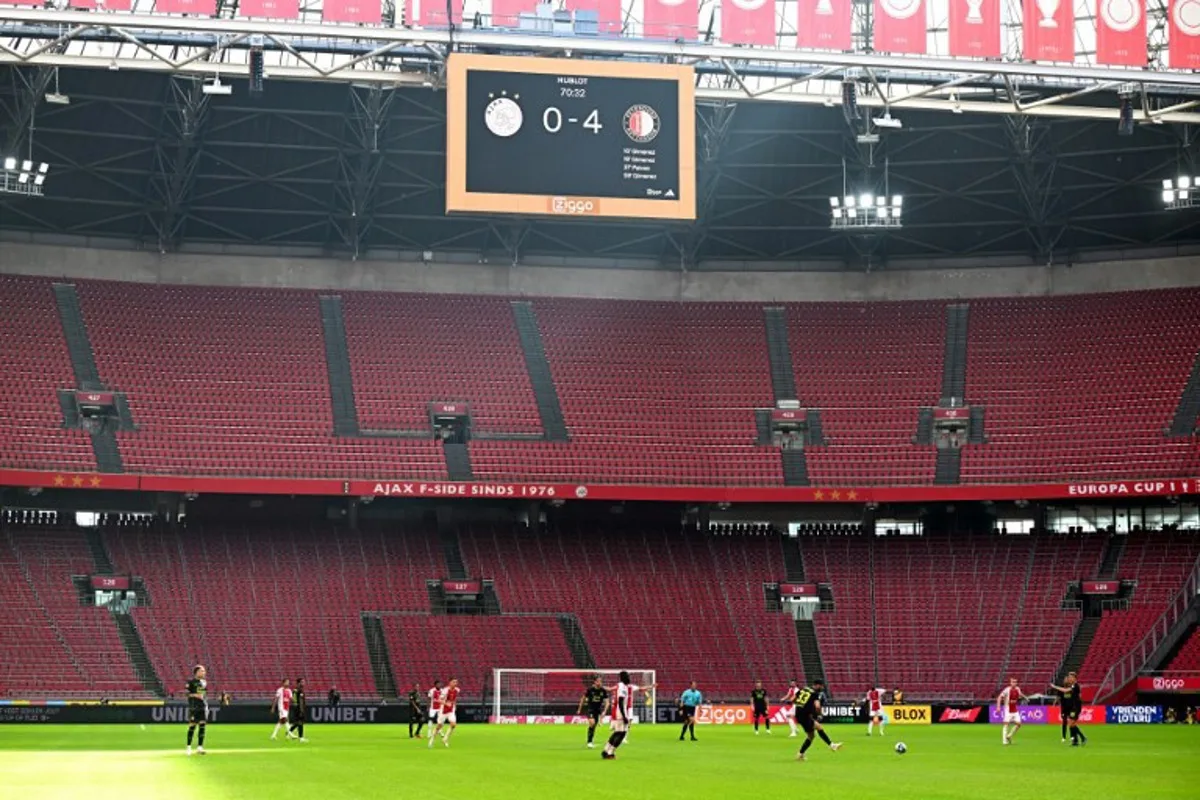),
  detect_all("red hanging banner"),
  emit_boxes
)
[720,0,777,46]
[1022,0,1073,62]
[155,0,217,14]
[948,0,1000,58]
[325,0,382,23]
[69,0,134,10]
[564,0,624,34]
[796,0,852,50]
[1171,0,1200,68]
[406,0,461,26]
[873,0,926,54]
[644,0,700,40]
[491,0,539,27]
[1096,0,1146,66]
[239,0,299,18]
